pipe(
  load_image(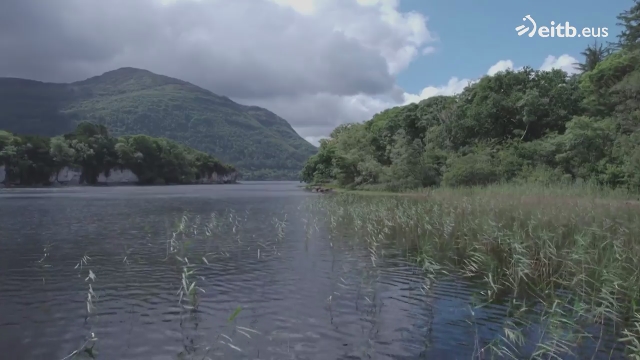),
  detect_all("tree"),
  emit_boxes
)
[616,0,640,49]
[574,41,610,73]
[0,124,235,186]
